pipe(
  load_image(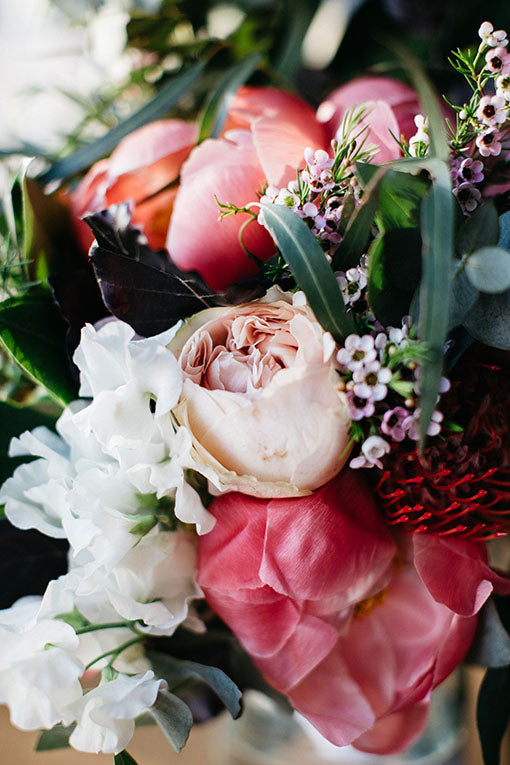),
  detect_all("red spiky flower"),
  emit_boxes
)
[375,363,510,540]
